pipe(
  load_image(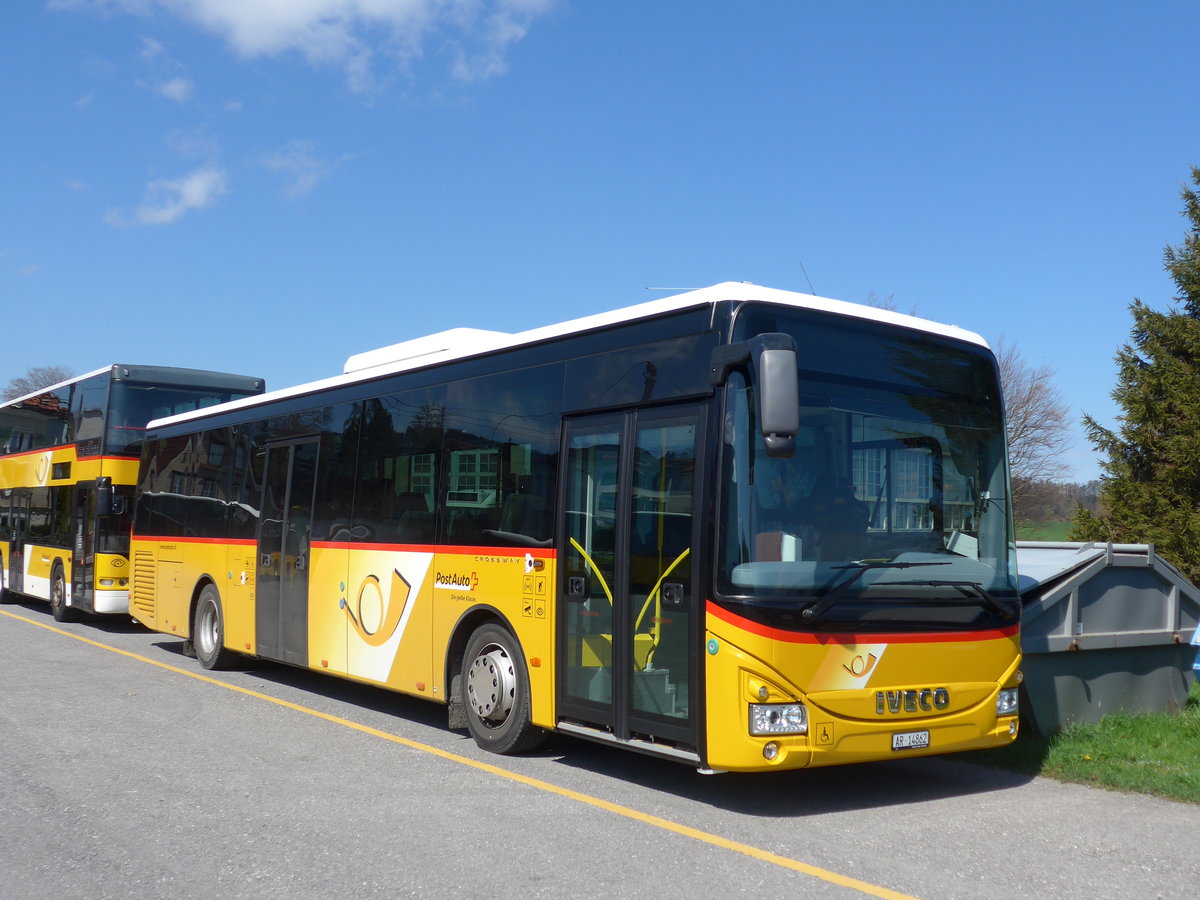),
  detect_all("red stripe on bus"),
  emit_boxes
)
[706,600,1019,645]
